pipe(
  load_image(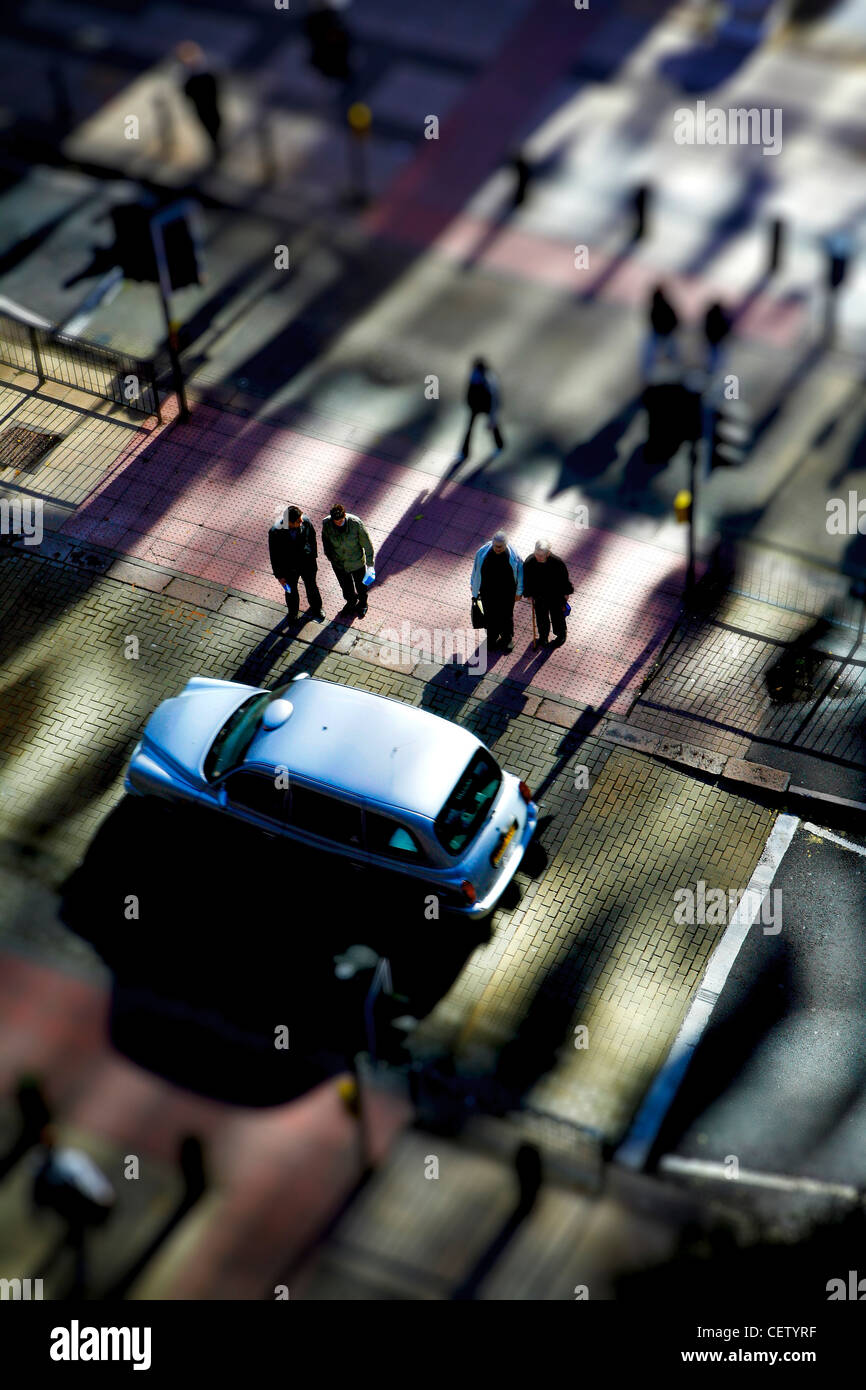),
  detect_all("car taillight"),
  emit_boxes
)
[519,781,532,803]
[461,880,477,905]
